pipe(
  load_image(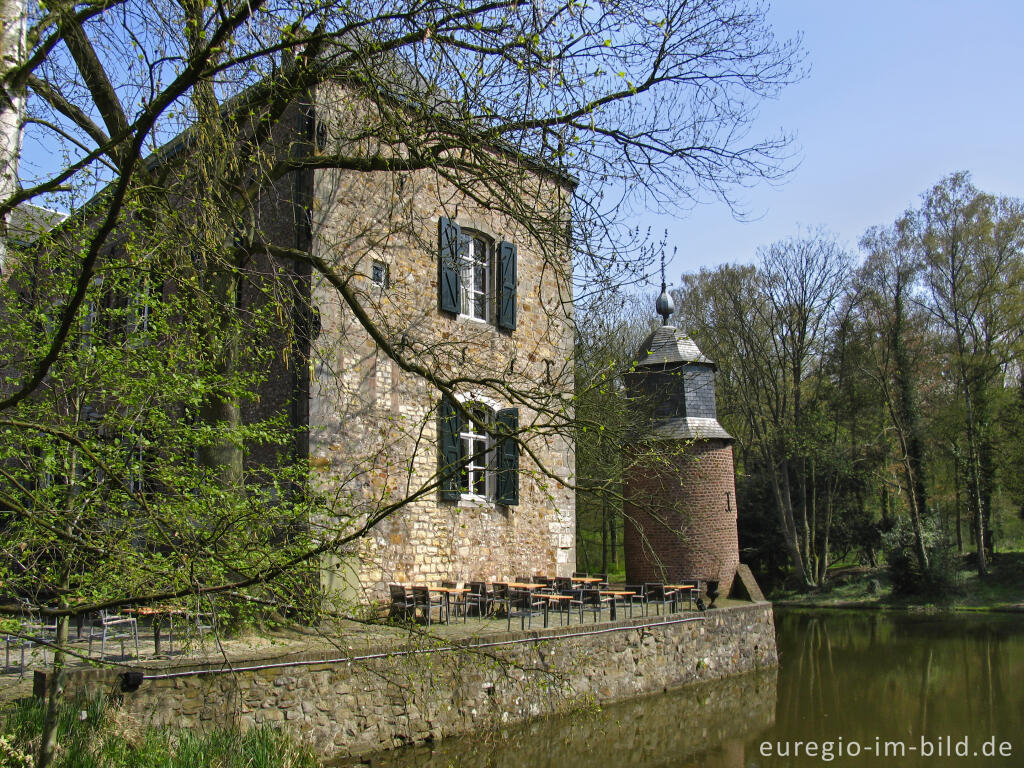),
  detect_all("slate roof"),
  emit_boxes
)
[634,325,713,367]
[7,204,67,246]
[649,416,732,441]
